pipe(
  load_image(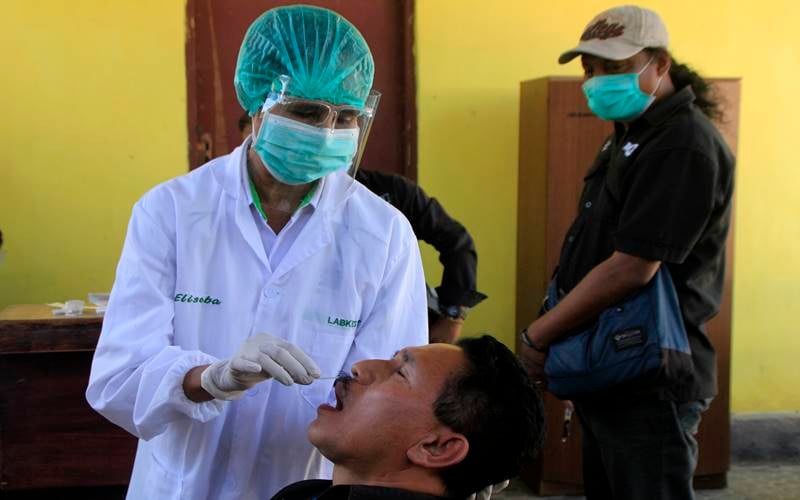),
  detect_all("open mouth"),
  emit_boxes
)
[333,380,347,411]
[317,374,351,414]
